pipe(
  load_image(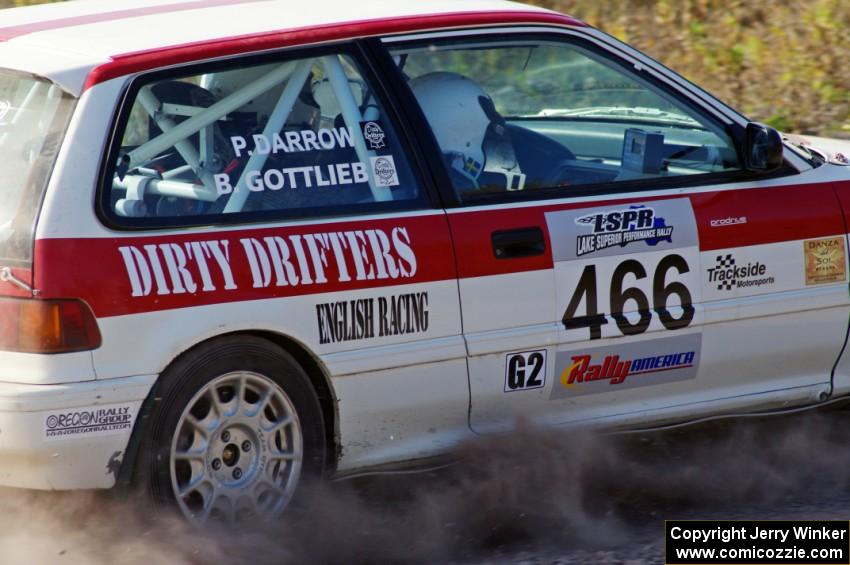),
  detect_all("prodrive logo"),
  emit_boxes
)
[709,216,747,227]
